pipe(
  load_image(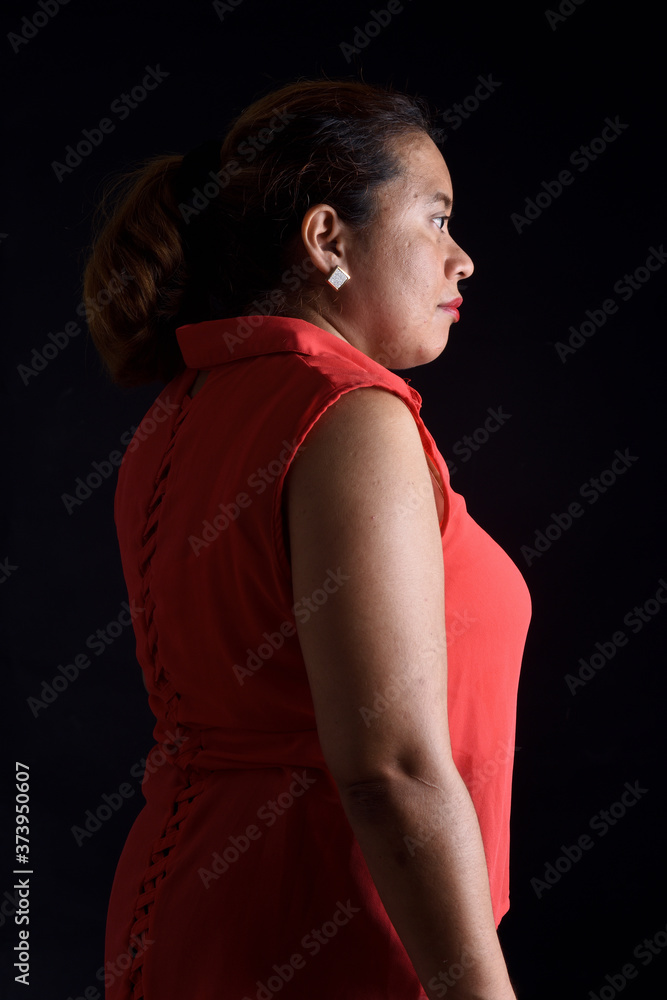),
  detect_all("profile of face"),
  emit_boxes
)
[297,132,475,369]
